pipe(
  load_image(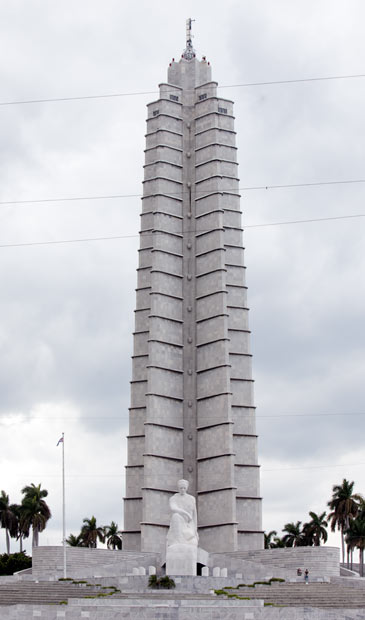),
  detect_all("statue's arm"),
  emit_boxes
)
[169,495,191,521]
[192,498,198,537]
